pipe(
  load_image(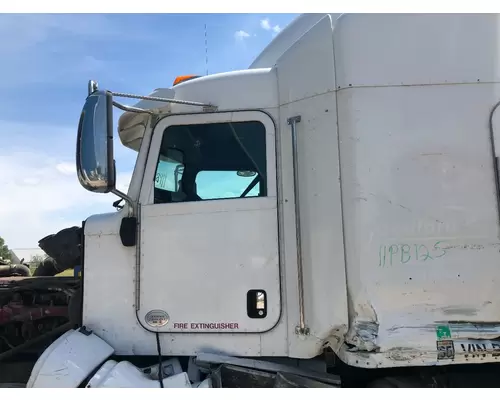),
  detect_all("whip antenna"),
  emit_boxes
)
[205,23,208,76]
